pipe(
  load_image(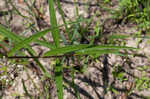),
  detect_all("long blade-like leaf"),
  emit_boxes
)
[44,44,137,56]
[0,24,36,55]
[43,44,91,56]
[56,0,71,40]
[55,59,63,99]
[8,28,51,56]
[0,24,21,42]
[75,45,137,55]
[75,49,120,55]
[35,40,56,49]
[83,45,137,50]
[0,24,46,73]
[22,79,32,99]
[108,34,150,39]
[48,0,60,47]
[48,0,62,99]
